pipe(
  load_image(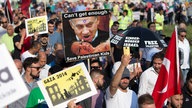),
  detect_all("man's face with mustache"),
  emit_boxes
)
[40,37,48,44]
[119,78,129,90]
